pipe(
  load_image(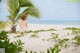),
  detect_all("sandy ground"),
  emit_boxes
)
[6,24,80,53]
